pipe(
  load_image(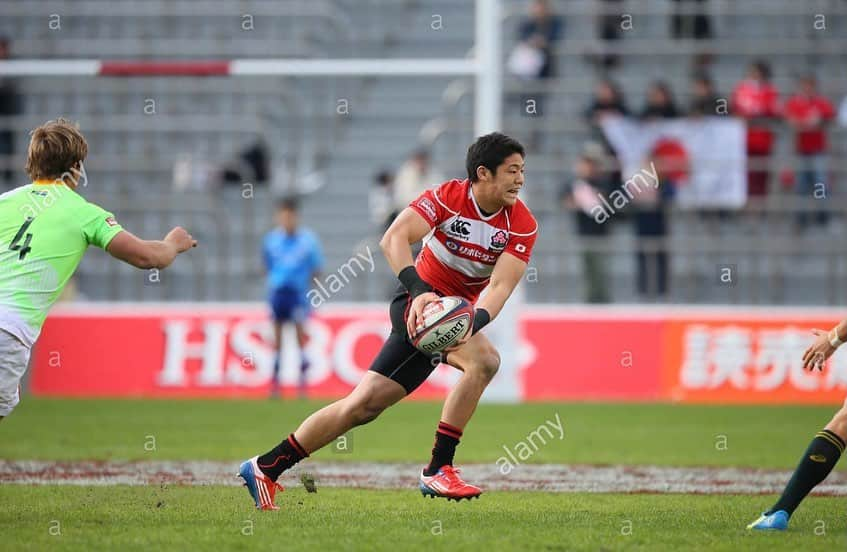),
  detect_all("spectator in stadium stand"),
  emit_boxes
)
[585,79,630,128]
[731,60,780,199]
[632,158,675,301]
[560,148,613,303]
[640,81,680,120]
[591,0,624,70]
[670,0,712,39]
[782,74,835,228]
[0,37,21,189]
[584,79,629,188]
[687,72,721,116]
[688,72,729,224]
[369,169,398,234]
[633,82,678,301]
[517,0,563,76]
[509,0,563,141]
[221,139,270,187]
[392,149,444,215]
[669,0,713,67]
